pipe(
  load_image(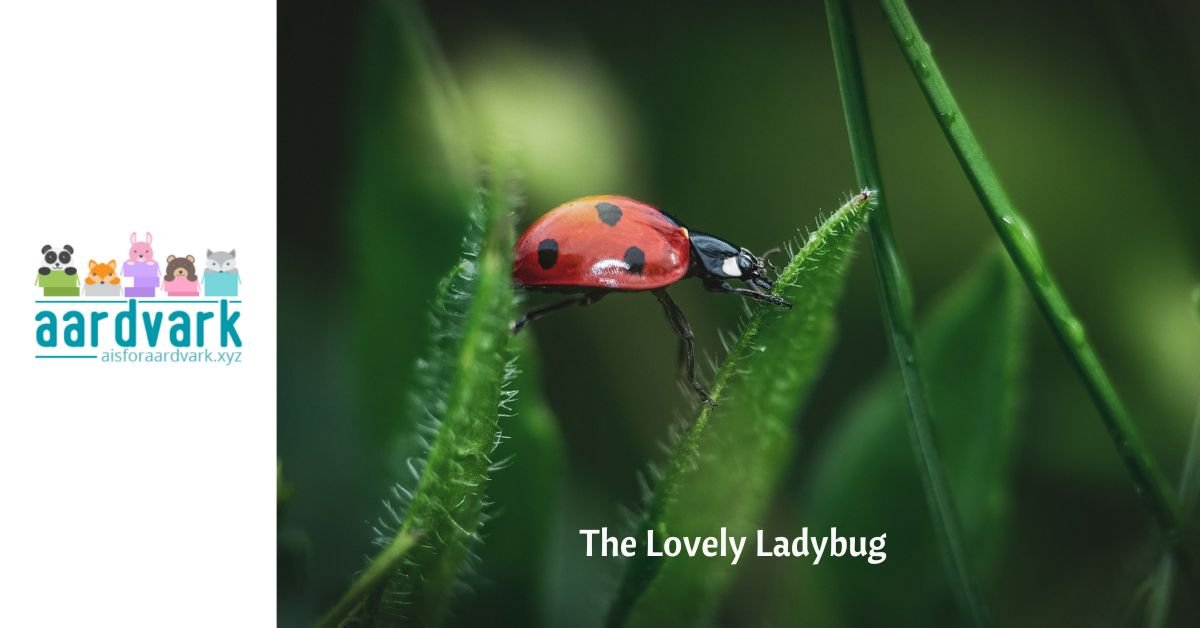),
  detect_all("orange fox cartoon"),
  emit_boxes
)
[86,260,121,285]
[84,260,122,297]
